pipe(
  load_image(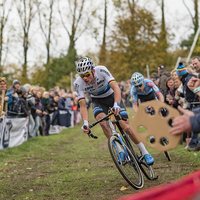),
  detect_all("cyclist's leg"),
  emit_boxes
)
[119,101,154,165]
[92,95,114,138]
[96,112,112,138]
